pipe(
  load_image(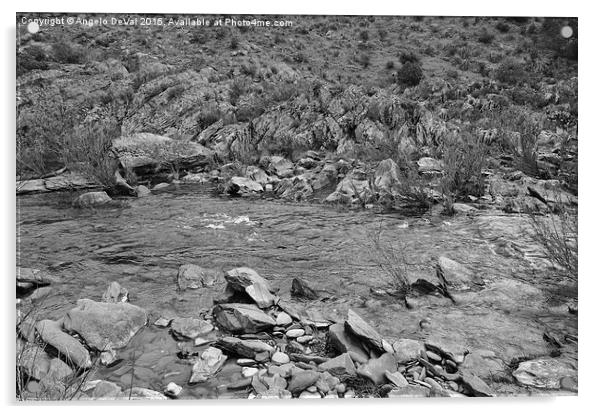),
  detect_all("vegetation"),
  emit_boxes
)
[396,62,423,89]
